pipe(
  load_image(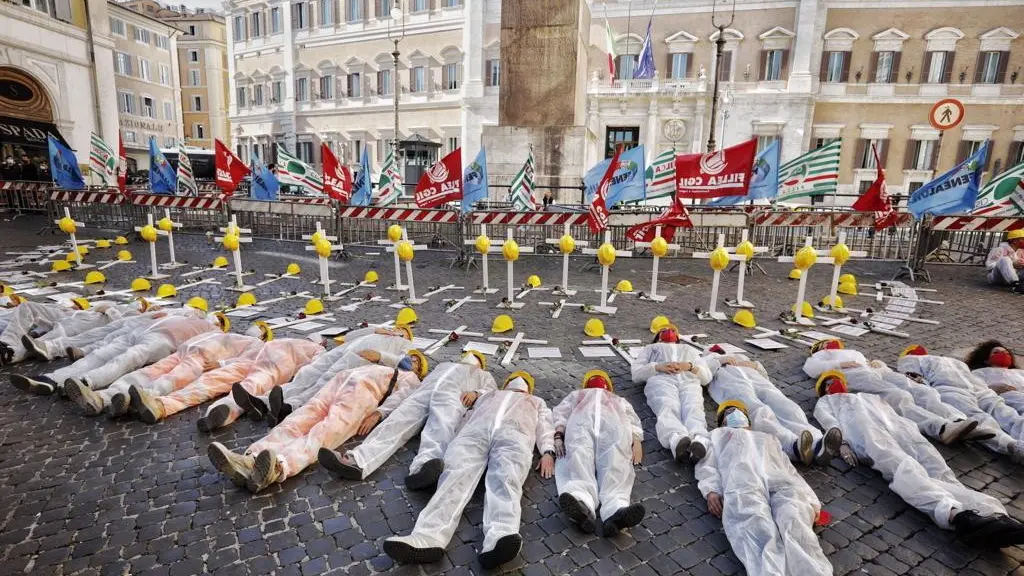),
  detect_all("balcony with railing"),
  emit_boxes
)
[588,74,707,97]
